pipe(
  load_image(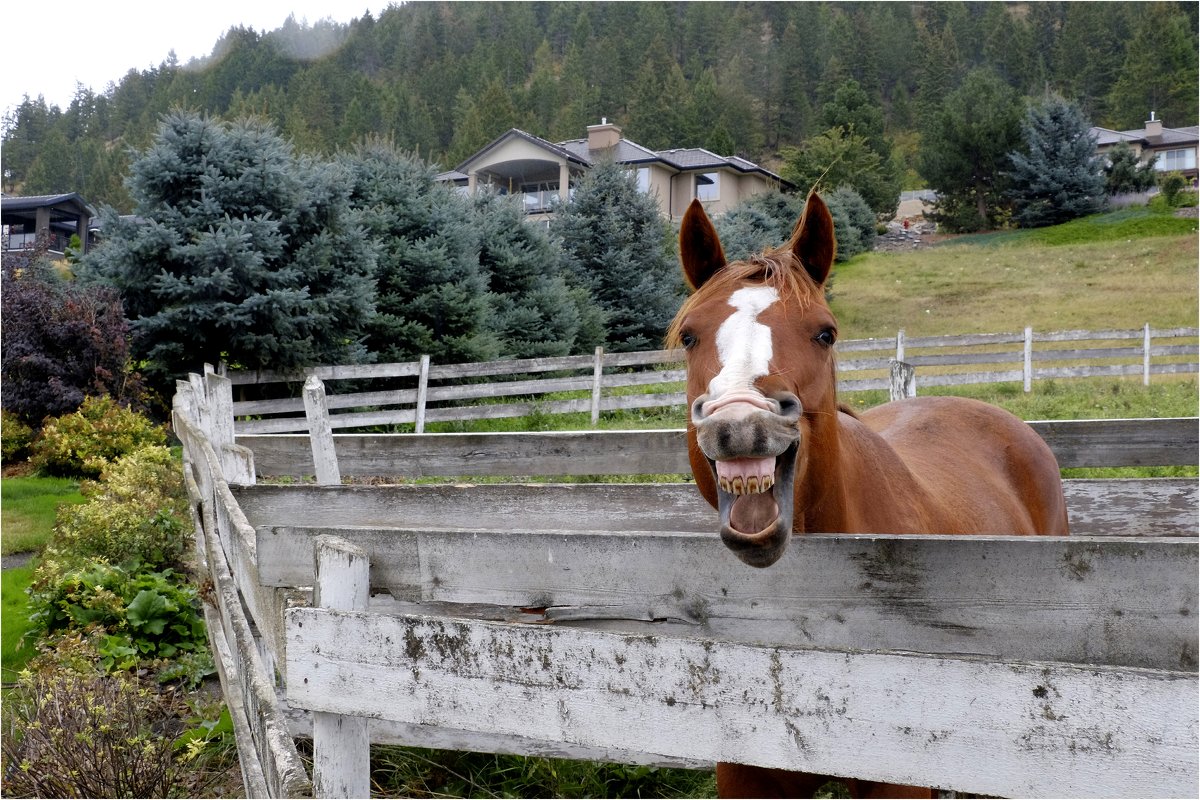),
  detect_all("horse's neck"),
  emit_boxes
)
[797,407,924,534]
